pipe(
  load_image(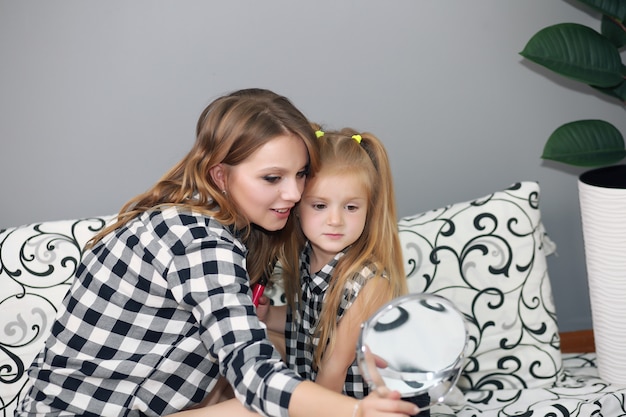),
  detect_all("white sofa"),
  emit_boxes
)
[2,181,625,417]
